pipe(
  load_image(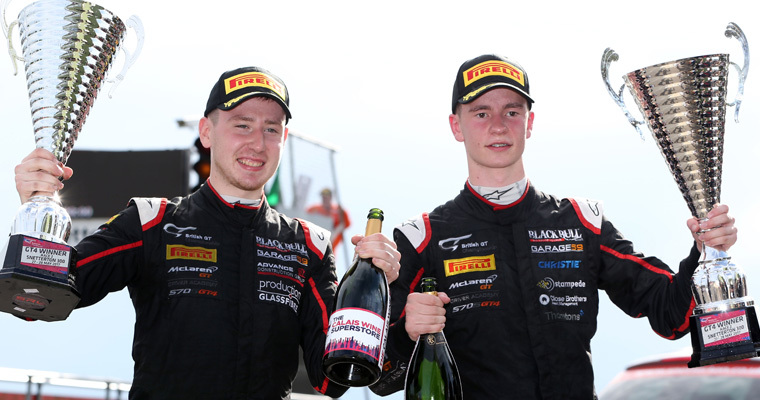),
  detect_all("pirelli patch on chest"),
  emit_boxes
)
[166,244,218,263]
[444,254,496,277]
